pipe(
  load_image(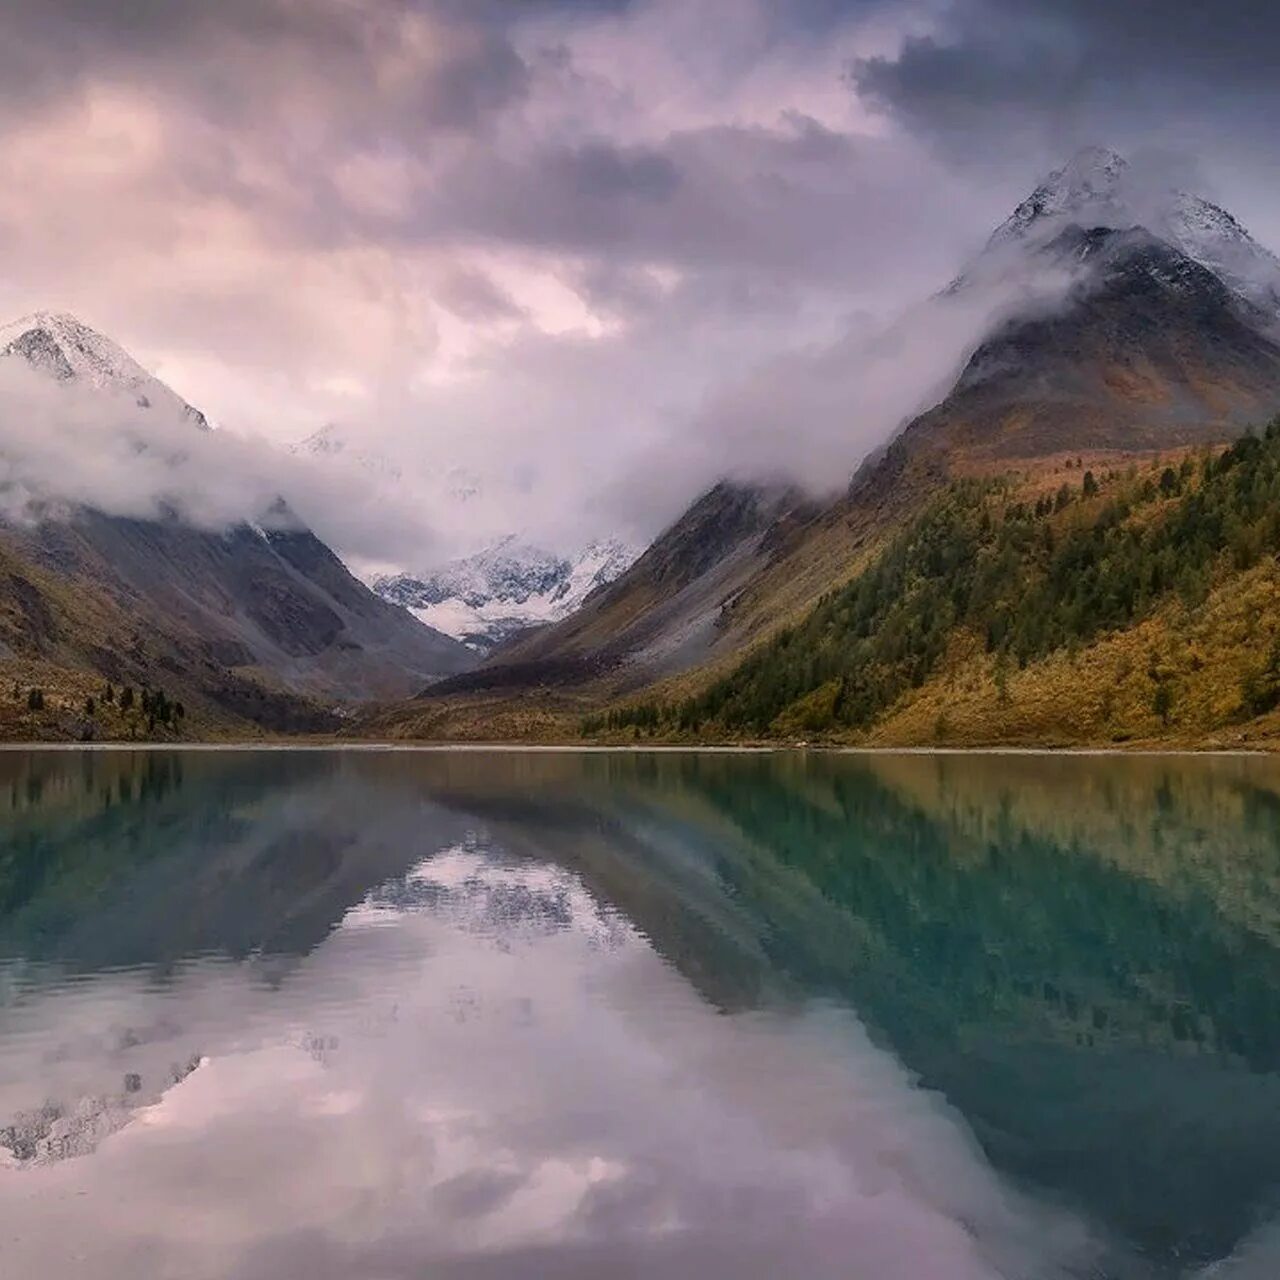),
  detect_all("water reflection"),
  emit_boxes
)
[2,748,1280,1277]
